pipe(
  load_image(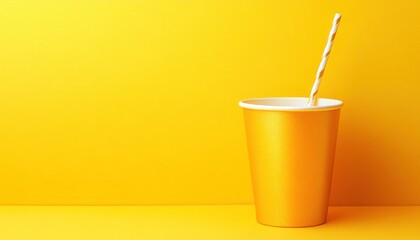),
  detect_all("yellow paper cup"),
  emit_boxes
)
[239,97,343,227]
